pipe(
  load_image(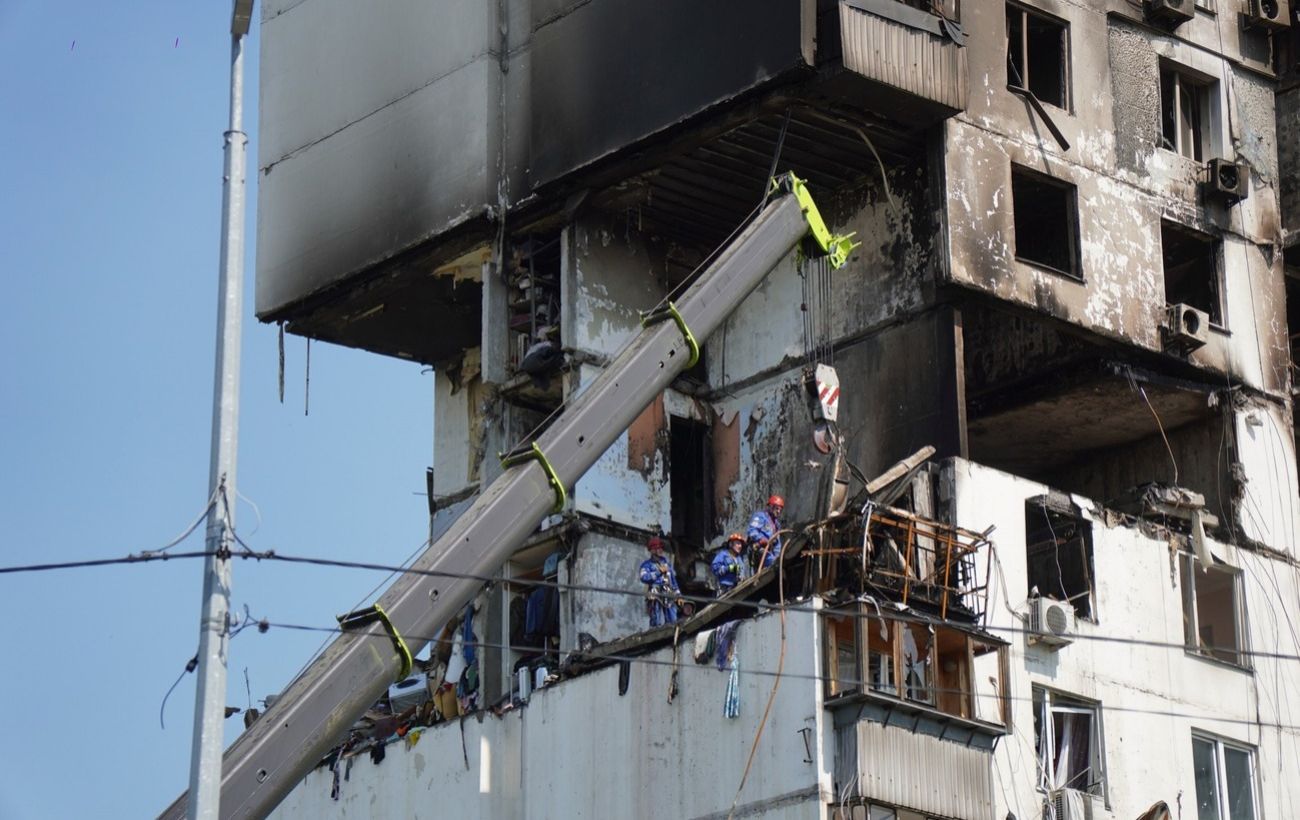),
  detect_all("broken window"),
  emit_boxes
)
[822,608,1007,725]
[1034,687,1106,797]
[1006,3,1070,109]
[669,415,714,552]
[1181,553,1246,666]
[508,233,563,380]
[1161,65,1214,162]
[900,623,934,704]
[1011,165,1080,278]
[1162,221,1224,326]
[1192,734,1258,820]
[1025,497,1095,620]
